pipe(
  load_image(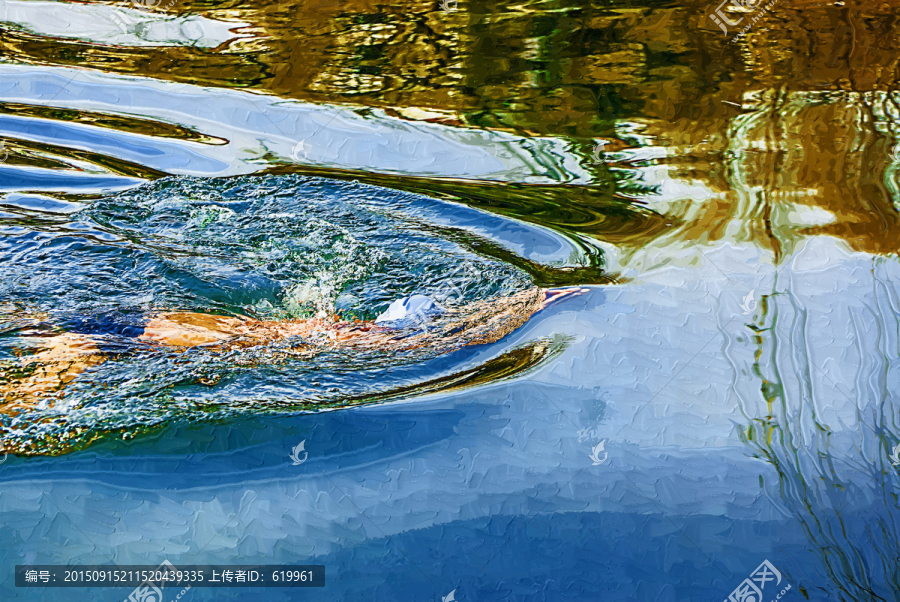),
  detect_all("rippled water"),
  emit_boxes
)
[3,0,900,600]
[0,175,556,455]
[7,175,535,318]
